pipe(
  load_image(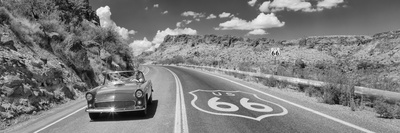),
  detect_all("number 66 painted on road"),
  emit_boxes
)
[208,97,273,112]
[190,90,288,121]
